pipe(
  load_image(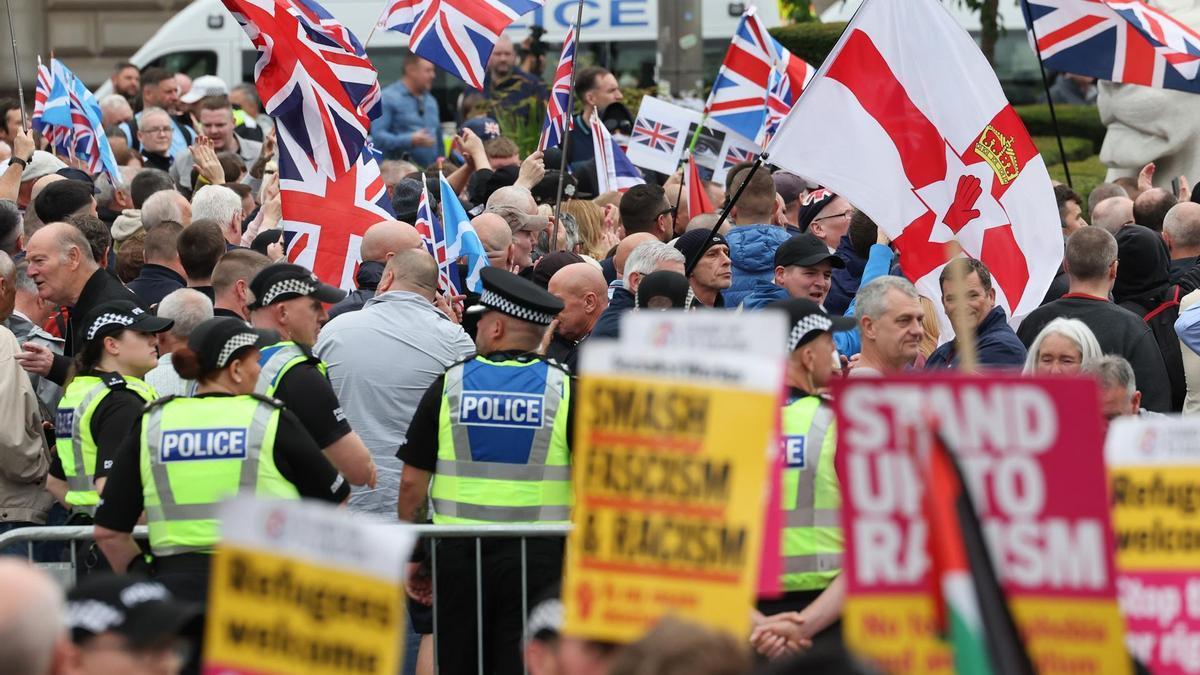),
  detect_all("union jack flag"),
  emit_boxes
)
[32,58,121,186]
[631,120,680,154]
[380,0,543,91]
[1023,0,1200,92]
[279,120,396,290]
[723,144,756,170]
[538,25,576,152]
[414,179,457,294]
[759,48,815,146]
[32,58,71,154]
[591,112,644,193]
[222,0,381,180]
